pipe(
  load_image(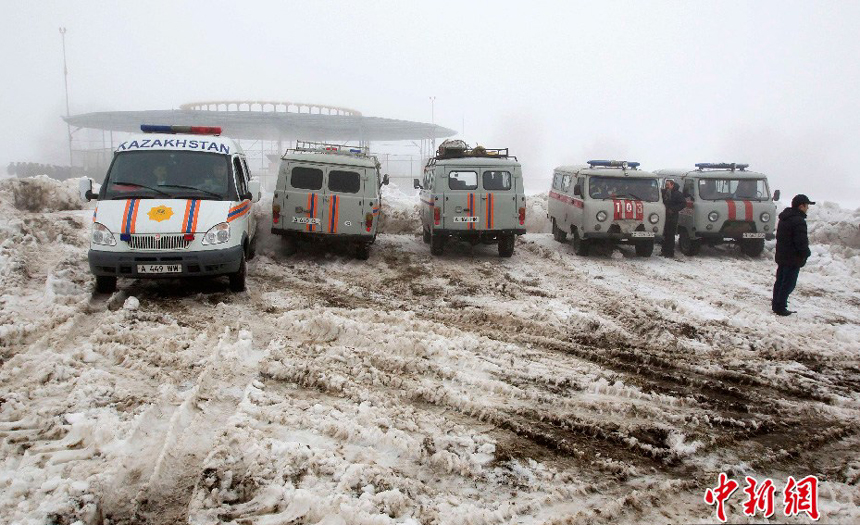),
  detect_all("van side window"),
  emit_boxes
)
[291,167,323,190]
[577,176,586,196]
[240,158,252,184]
[561,174,572,192]
[552,173,562,190]
[329,170,361,194]
[233,157,248,196]
[449,170,478,190]
[483,171,511,191]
